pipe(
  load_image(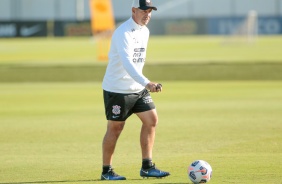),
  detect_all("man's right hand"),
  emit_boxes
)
[146,82,162,93]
